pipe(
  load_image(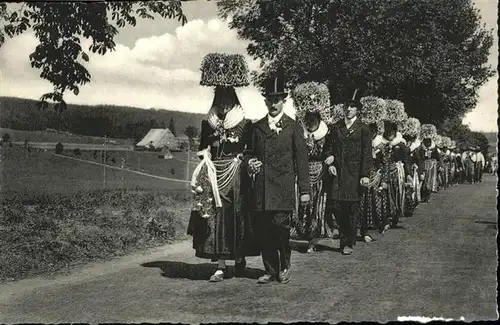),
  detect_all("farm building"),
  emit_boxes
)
[135,128,178,150]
